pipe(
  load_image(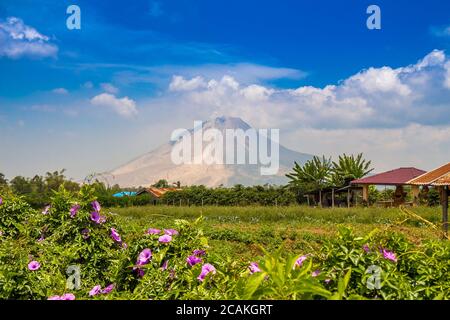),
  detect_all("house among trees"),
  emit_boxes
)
[136,187,181,204]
